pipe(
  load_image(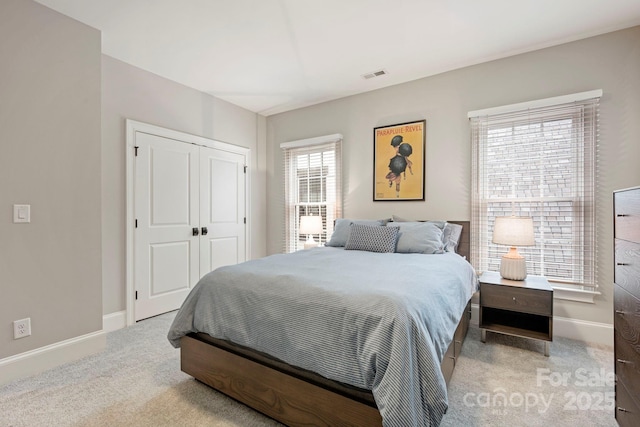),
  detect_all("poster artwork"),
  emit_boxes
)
[373,120,426,201]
